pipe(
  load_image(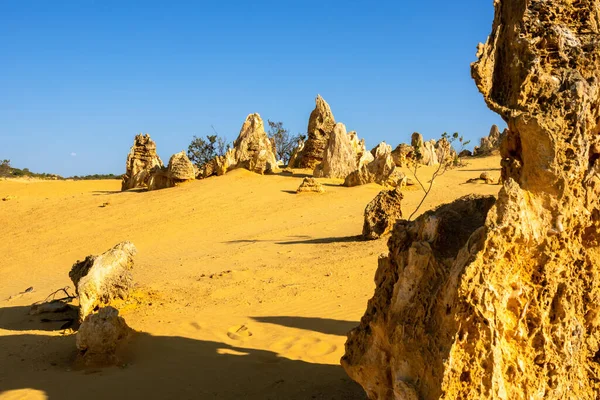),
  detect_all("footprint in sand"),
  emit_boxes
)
[227,324,253,340]
[270,336,337,358]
